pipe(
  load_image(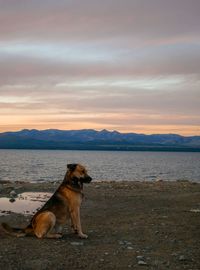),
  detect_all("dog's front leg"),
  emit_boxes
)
[70,208,88,239]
